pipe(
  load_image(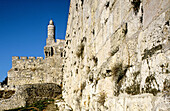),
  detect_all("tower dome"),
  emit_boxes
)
[49,19,54,25]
